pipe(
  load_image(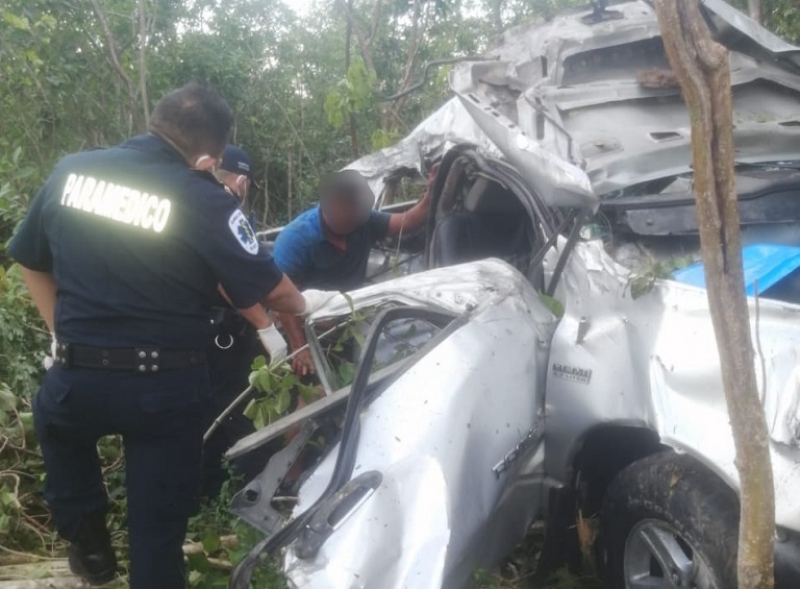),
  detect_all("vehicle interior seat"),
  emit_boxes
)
[431,177,532,271]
